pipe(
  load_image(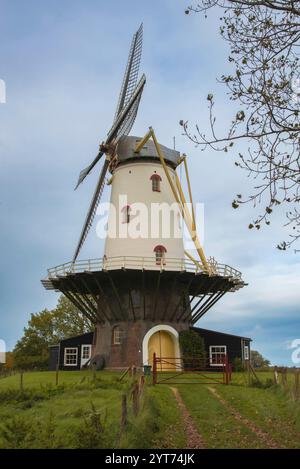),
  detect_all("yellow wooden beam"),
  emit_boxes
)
[183,156,196,232]
[175,173,195,237]
[132,127,211,274]
[184,250,202,270]
[134,129,153,153]
[174,172,210,272]
[149,128,210,274]
[177,156,185,166]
